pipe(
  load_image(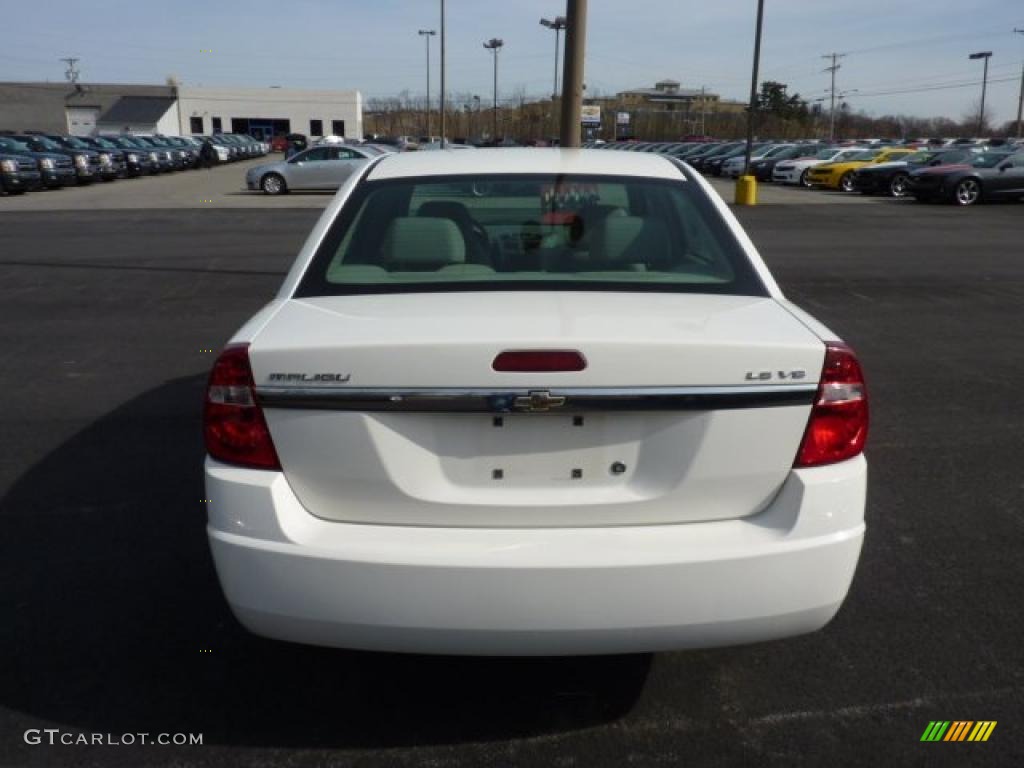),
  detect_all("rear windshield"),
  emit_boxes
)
[295,173,767,298]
